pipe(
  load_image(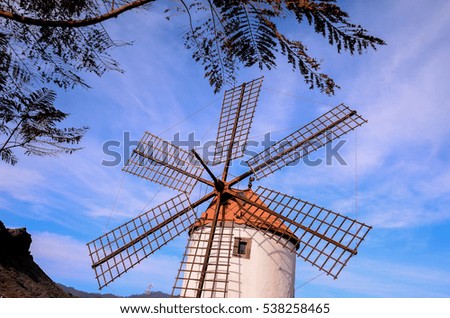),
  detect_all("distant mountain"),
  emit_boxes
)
[57,284,118,298]
[58,283,171,298]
